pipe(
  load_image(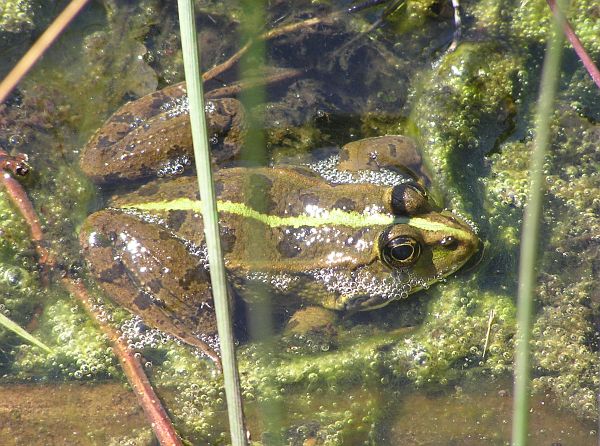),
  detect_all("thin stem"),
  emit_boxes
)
[177,1,248,445]
[238,0,285,440]
[0,312,52,353]
[511,1,566,445]
[63,281,183,446]
[202,16,323,83]
[205,68,301,99]
[0,0,90,104]
[546,0,600,89]
[0,172,51,266]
